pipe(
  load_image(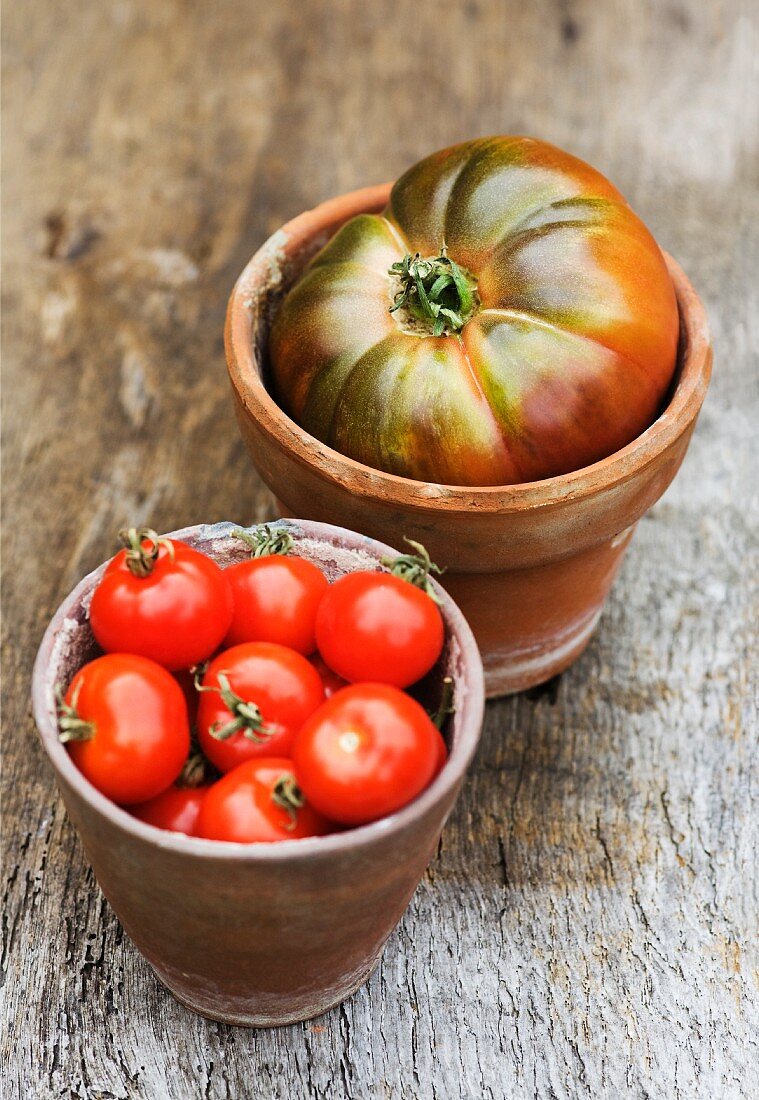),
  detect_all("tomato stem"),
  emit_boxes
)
[382,538,444,601]
[389,245,479,337]
[430,676,455,730]
[118,527,174,578]
[233,525,293,559]
[198,671,276,743]
[56,682,96,743]
[271,774,305,831]
[176,750,212,788]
